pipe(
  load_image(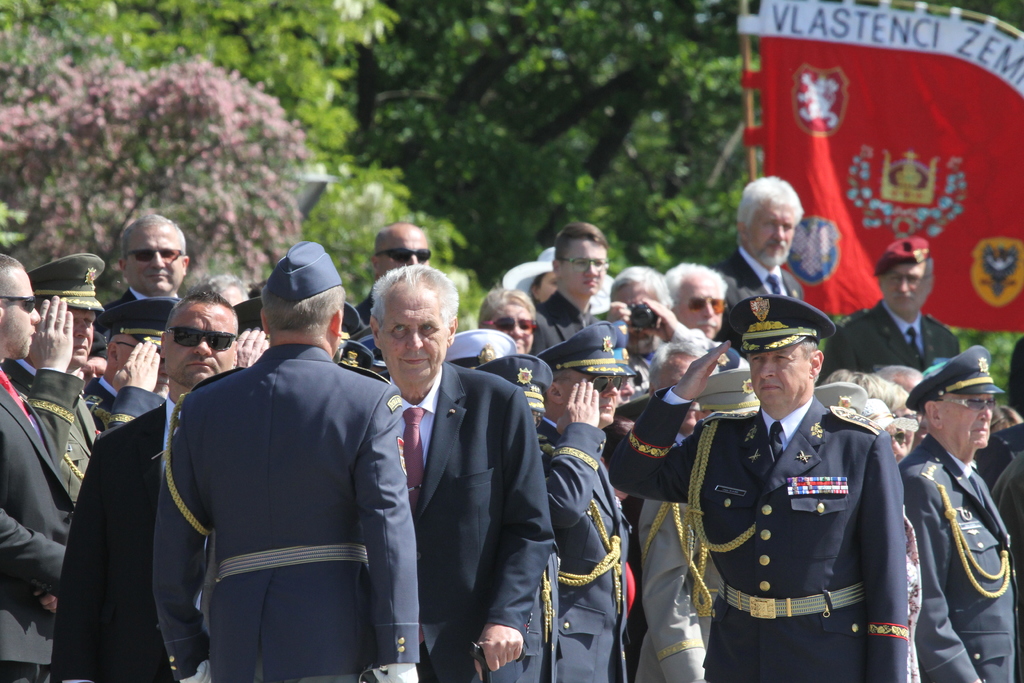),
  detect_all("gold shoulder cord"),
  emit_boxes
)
[935,482,1010,598]
[540,571,553,642]
[163,393,211,536]
[641,501,689,568]
[681,420,757,617]
[558,499,624,613]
